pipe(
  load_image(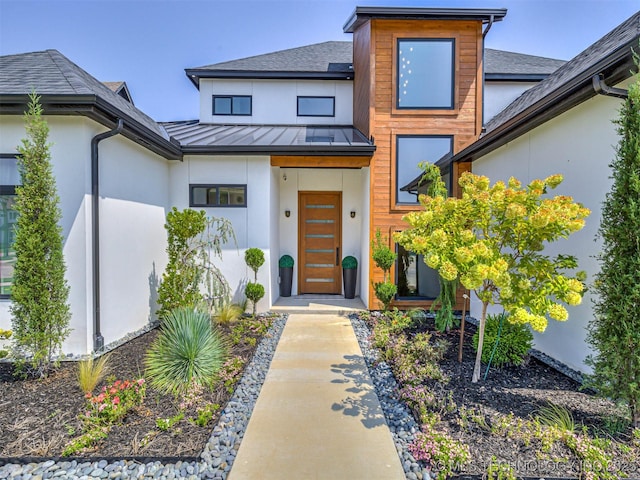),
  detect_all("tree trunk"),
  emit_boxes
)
[472,301,488,383]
